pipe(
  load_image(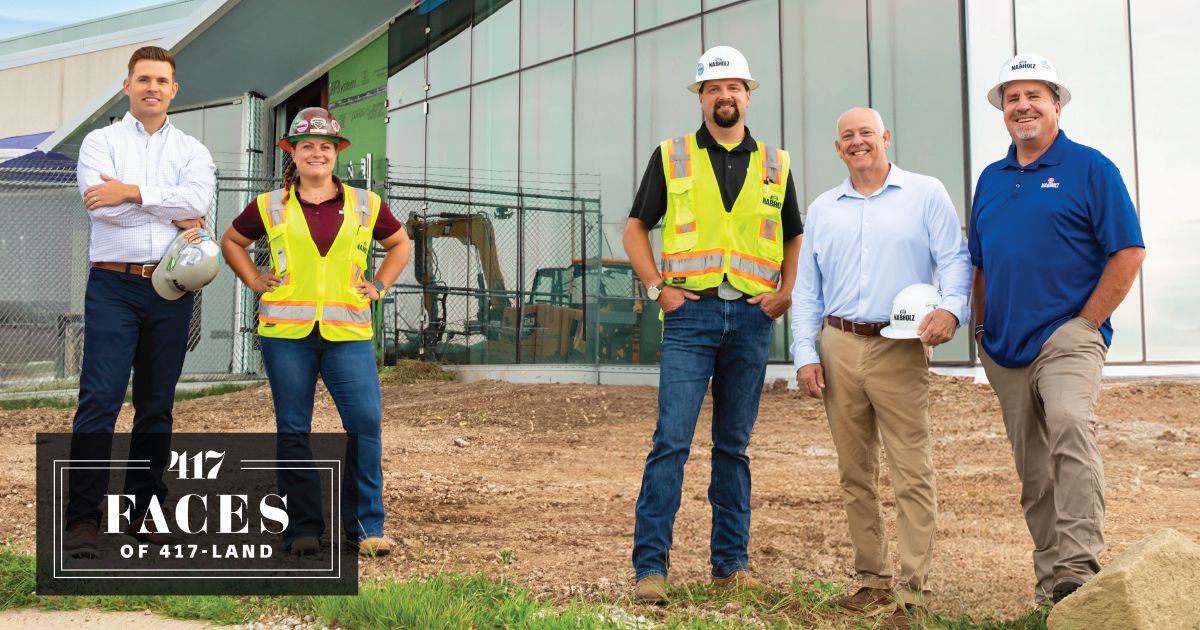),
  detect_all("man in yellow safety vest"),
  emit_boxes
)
[623,46,803,603]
